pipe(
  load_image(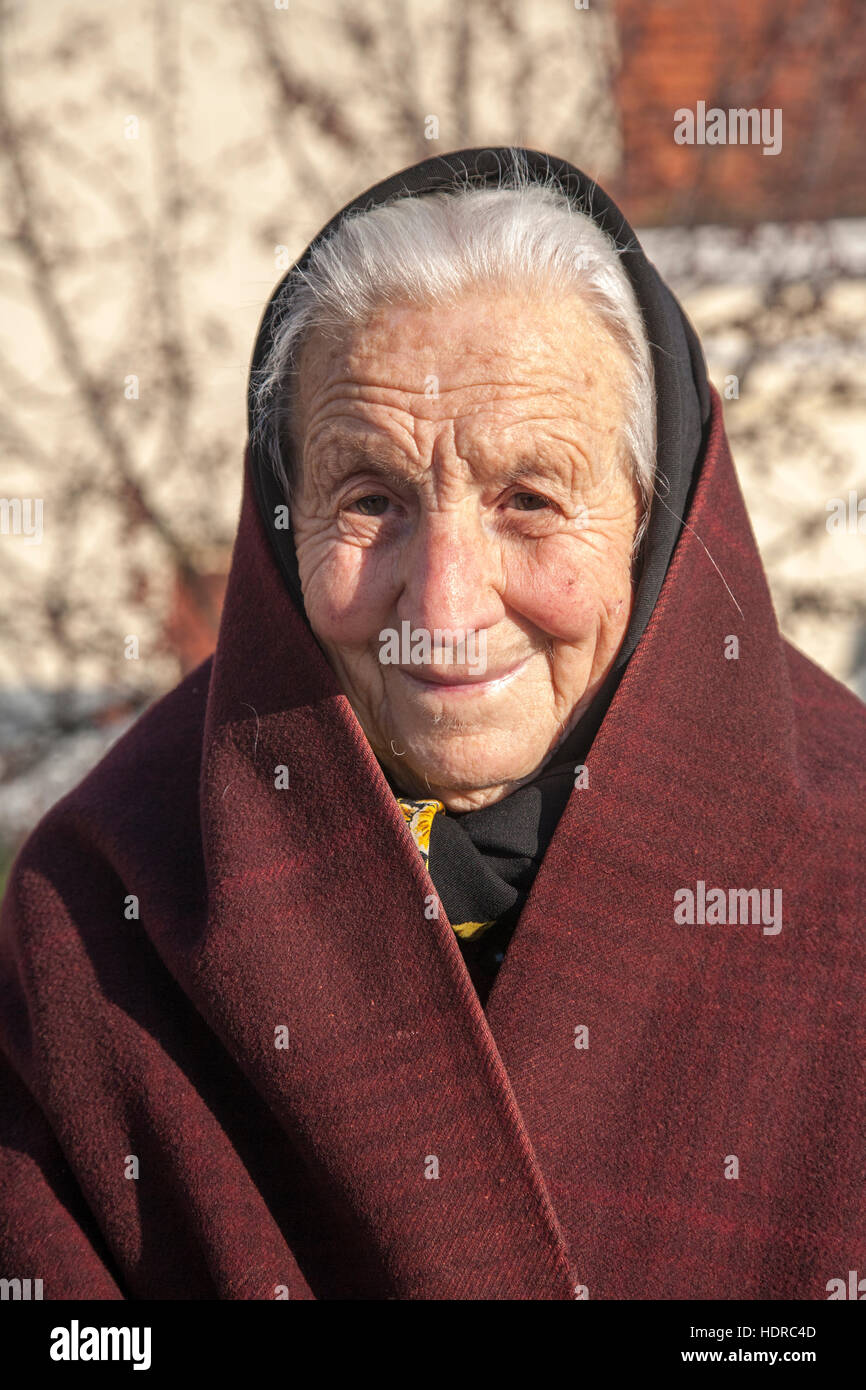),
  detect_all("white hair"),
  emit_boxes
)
[251,151,656,556]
